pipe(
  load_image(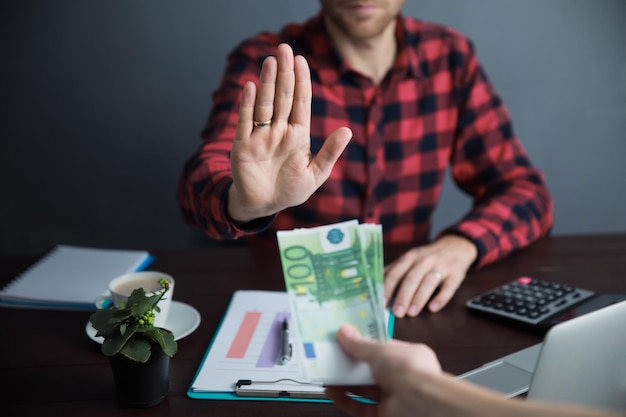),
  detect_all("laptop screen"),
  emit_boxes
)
[526,300,626,411]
